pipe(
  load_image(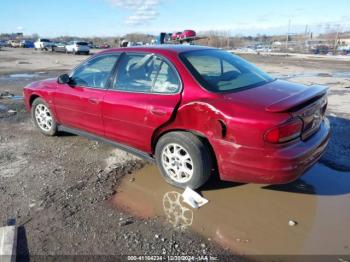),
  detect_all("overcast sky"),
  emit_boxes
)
[1,0,349,37]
